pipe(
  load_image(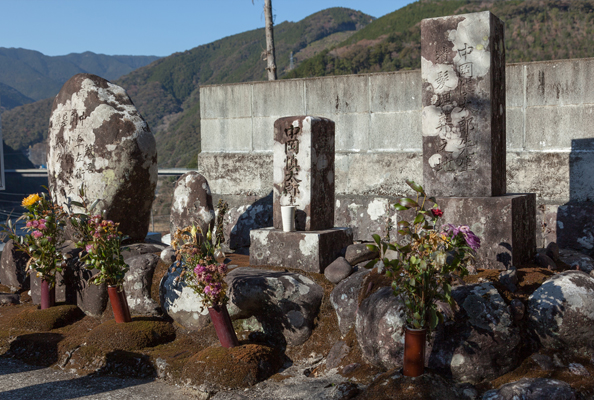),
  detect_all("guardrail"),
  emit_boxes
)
[5,168,191,177]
